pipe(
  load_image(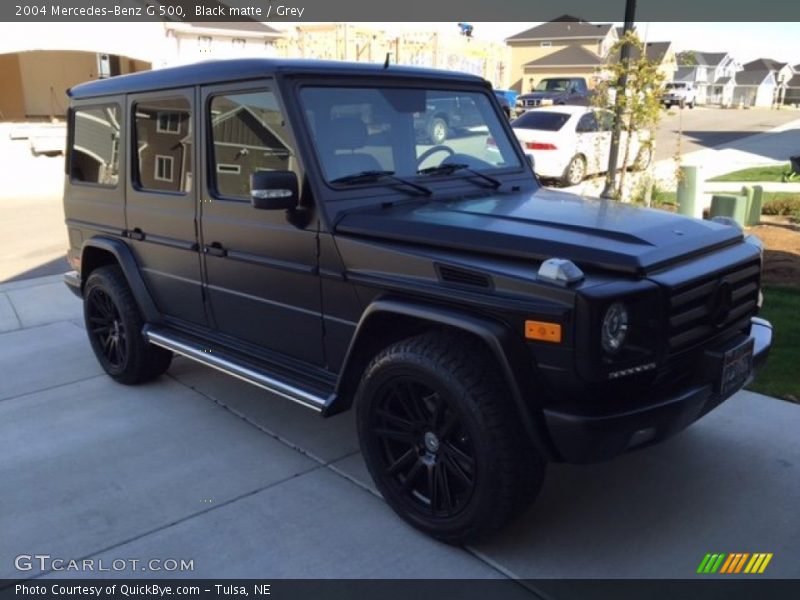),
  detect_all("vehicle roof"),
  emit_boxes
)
[68,58,487,99]
[524,106,590,115]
